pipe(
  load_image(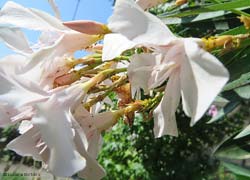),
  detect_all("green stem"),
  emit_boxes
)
[84,68,127,92]
[84,76,128,109]
[71,55,130,67]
